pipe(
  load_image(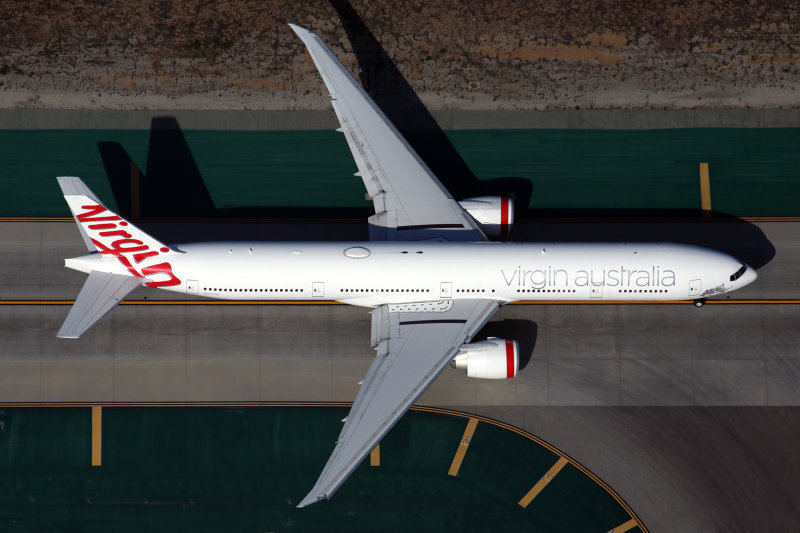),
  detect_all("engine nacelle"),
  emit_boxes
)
[458,196,514,239]
[451,338,519,379]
